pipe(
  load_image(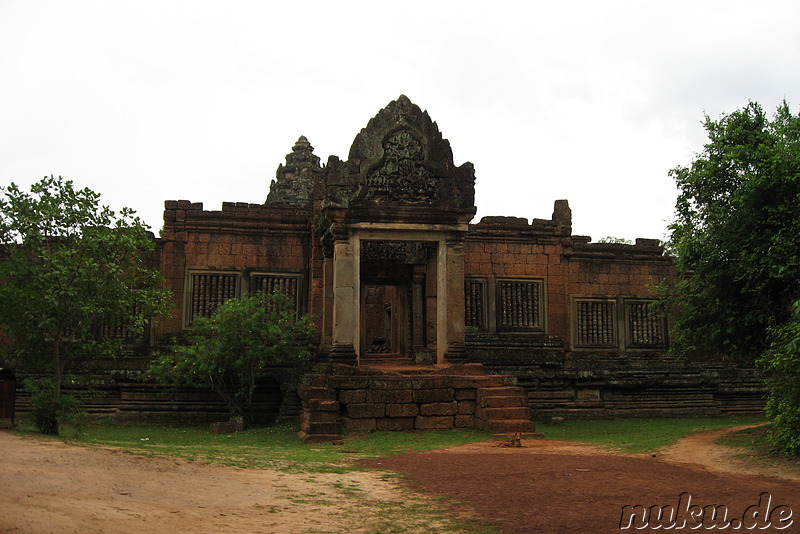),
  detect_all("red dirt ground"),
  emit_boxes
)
[2,425,799,533]
[359,427,800,533]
